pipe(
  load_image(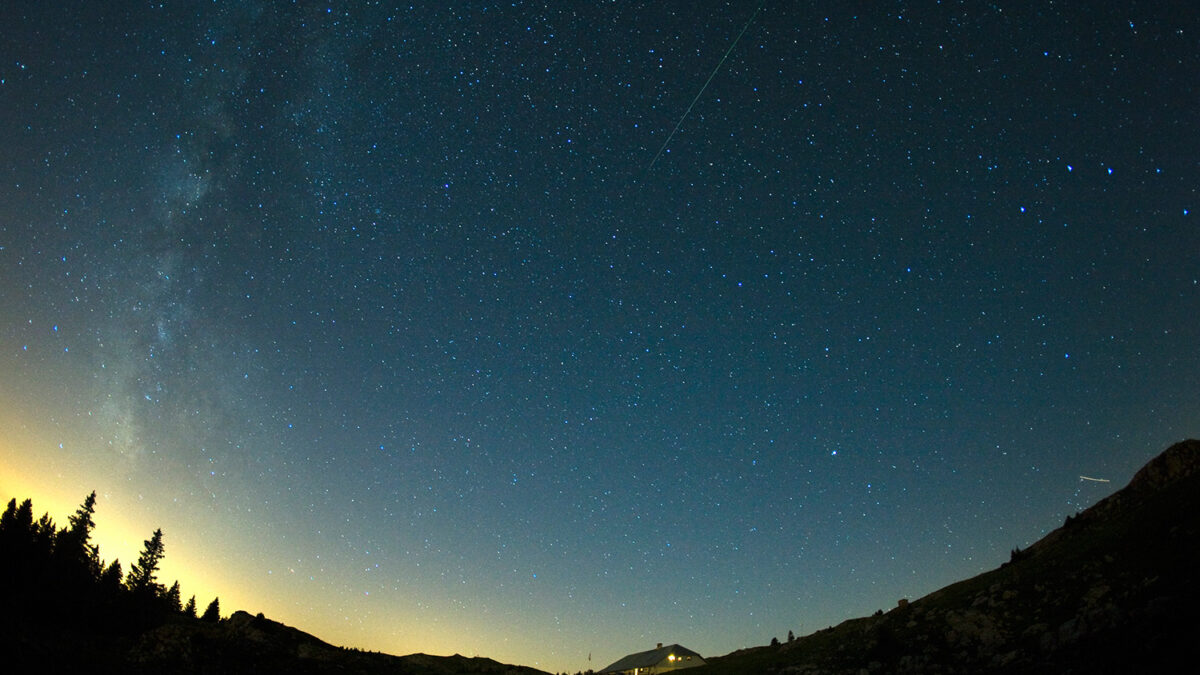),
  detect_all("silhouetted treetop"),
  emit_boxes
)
[126,528,165,596]
[202,596,221,622]
[66,491,97,542]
